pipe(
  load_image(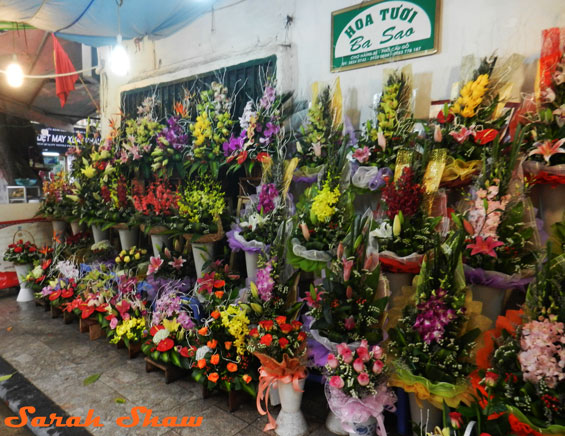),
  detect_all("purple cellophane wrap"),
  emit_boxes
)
[326,384,397,436]
[226,226,266,254]
[464,265,533,291]
[293,174,318,184]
